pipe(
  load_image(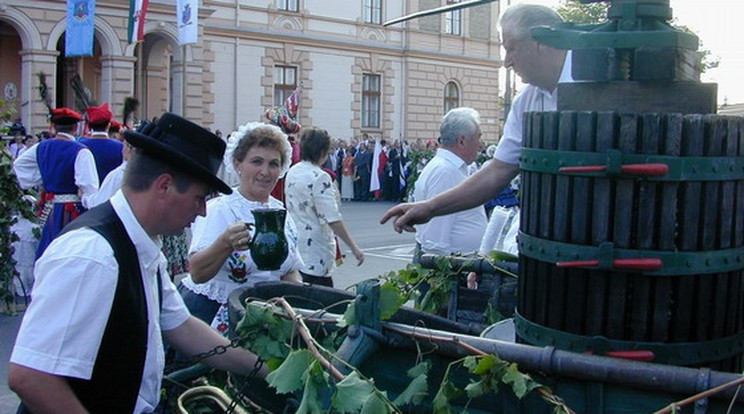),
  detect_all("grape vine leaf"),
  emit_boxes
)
[379,281,407,320]
[338,299,356,327]
[393,372,428,405]
[360,391,393,414]
[502,363,540,399]
[266,349,314,394]
[297,361,329,414]
[332,371,376,413]
[432,377,460,414]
